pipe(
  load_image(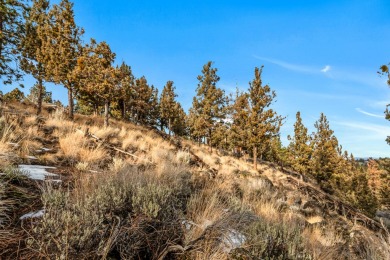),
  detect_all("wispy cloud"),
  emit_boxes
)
[253,56,321,74]
[355,108,384,118]
[336,121,390,137]
[321,65,331,73]
[253,55,387,88]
